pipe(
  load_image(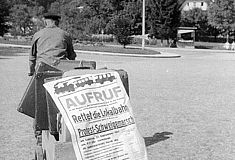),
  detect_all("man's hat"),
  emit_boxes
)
[43,13,61,20]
